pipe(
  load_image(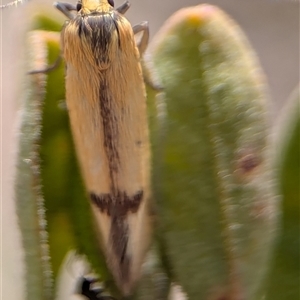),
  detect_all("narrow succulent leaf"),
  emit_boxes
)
[37,30,76,279]
[131,246,171,300]
[15,30,53,300]
[265,86,300,300]
[149,5,278,300]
